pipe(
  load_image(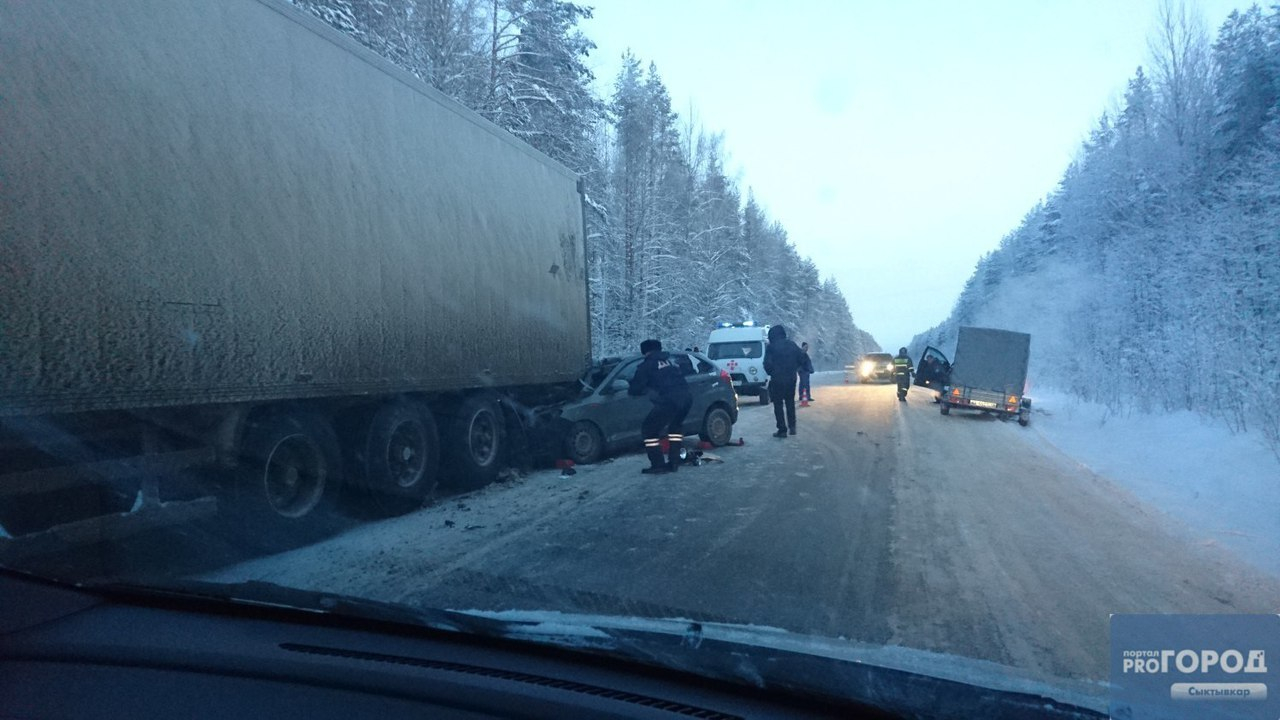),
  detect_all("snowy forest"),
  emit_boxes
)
[910,3,1280,451]
[287,0,878,368]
